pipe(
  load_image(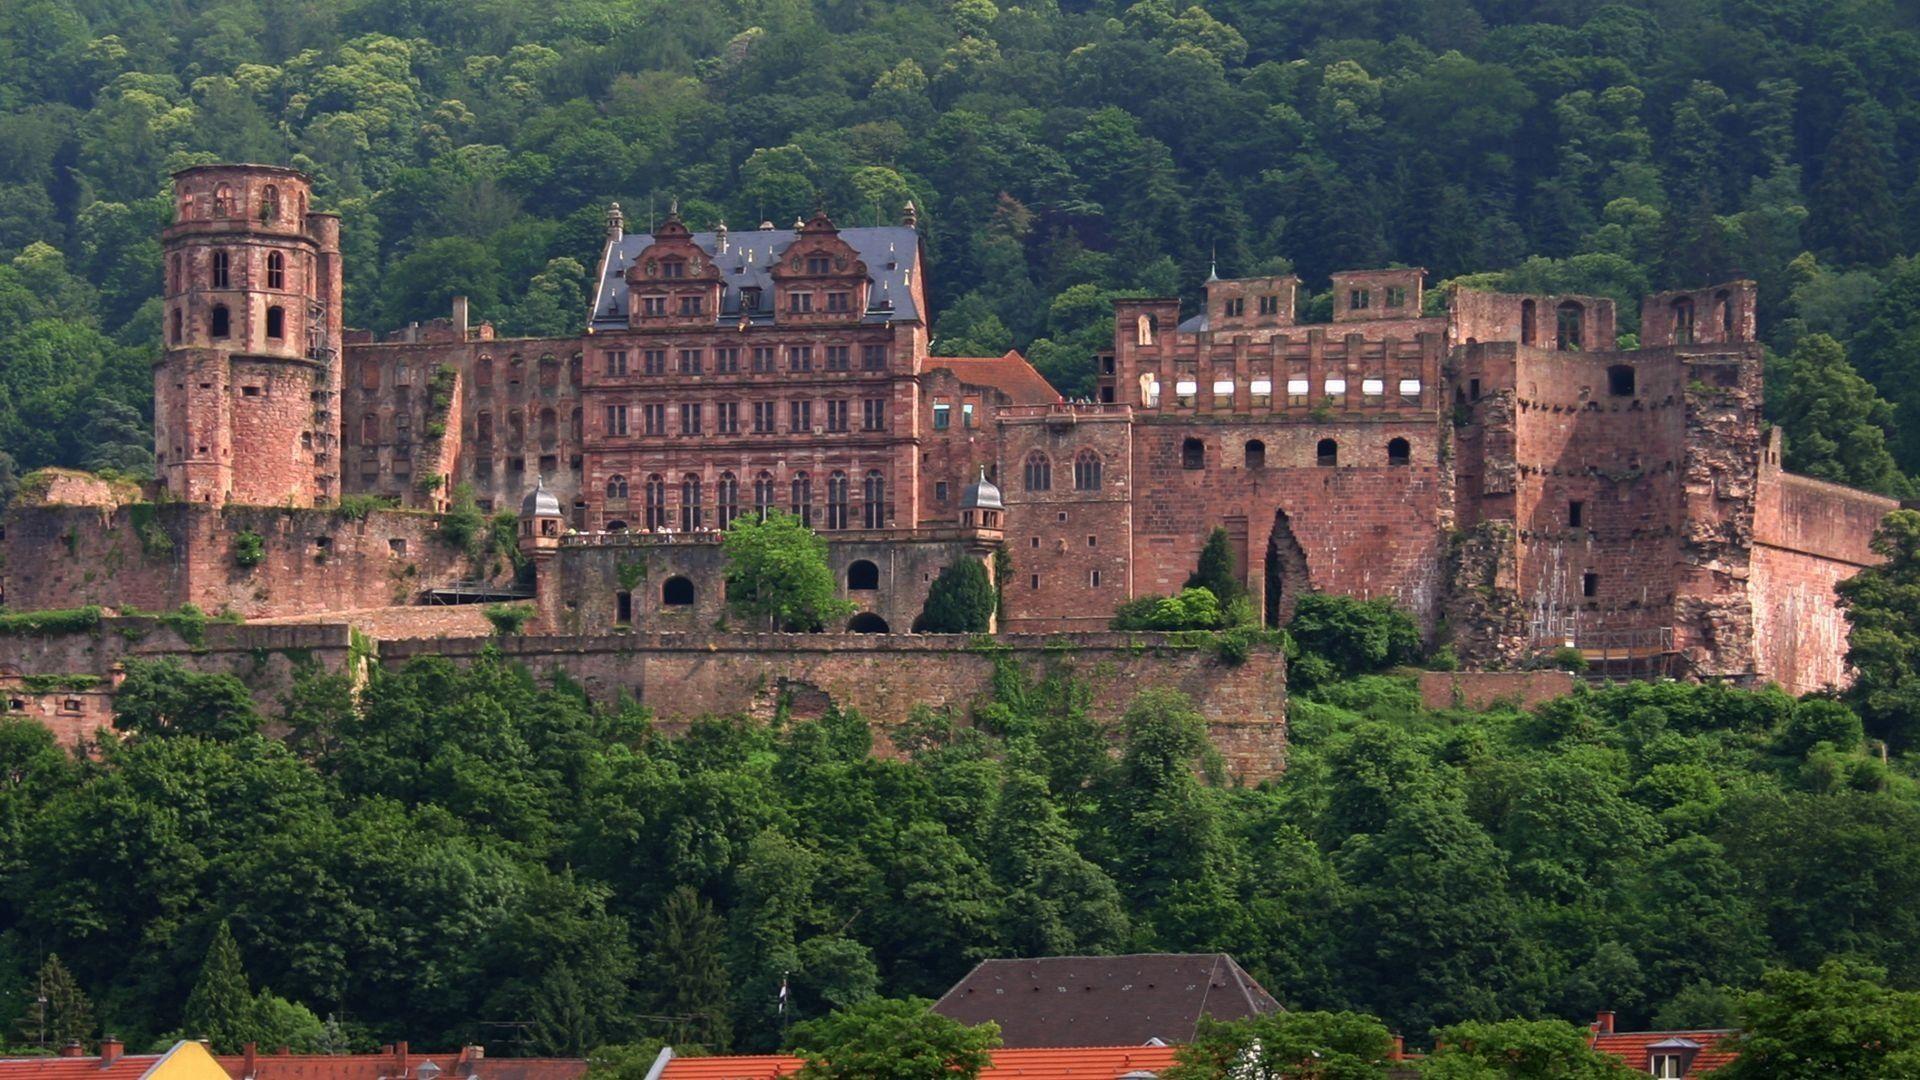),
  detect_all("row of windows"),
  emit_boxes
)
[170,304,286,344]
[602,345,888,376]
[1346,285,1409,310]
[473,409,580,444]
[1021,450,1105,492]
[603,399,887,437]
[190,182,299,222]
[603,470,888,530]
[611,558,886,625]
[1140,376,1424,408]
[636,288,857,318]
[473,355,580,390]
[1217,294,1287,318]
[1178,436,1412,470]
[174,249,293,293]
